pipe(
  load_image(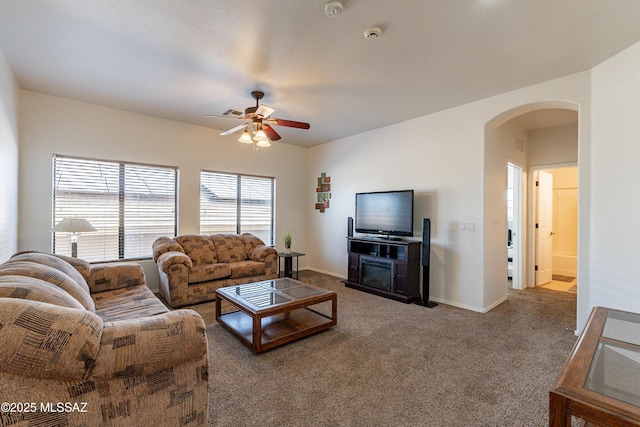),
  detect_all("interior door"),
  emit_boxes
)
[536,171,553,285]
